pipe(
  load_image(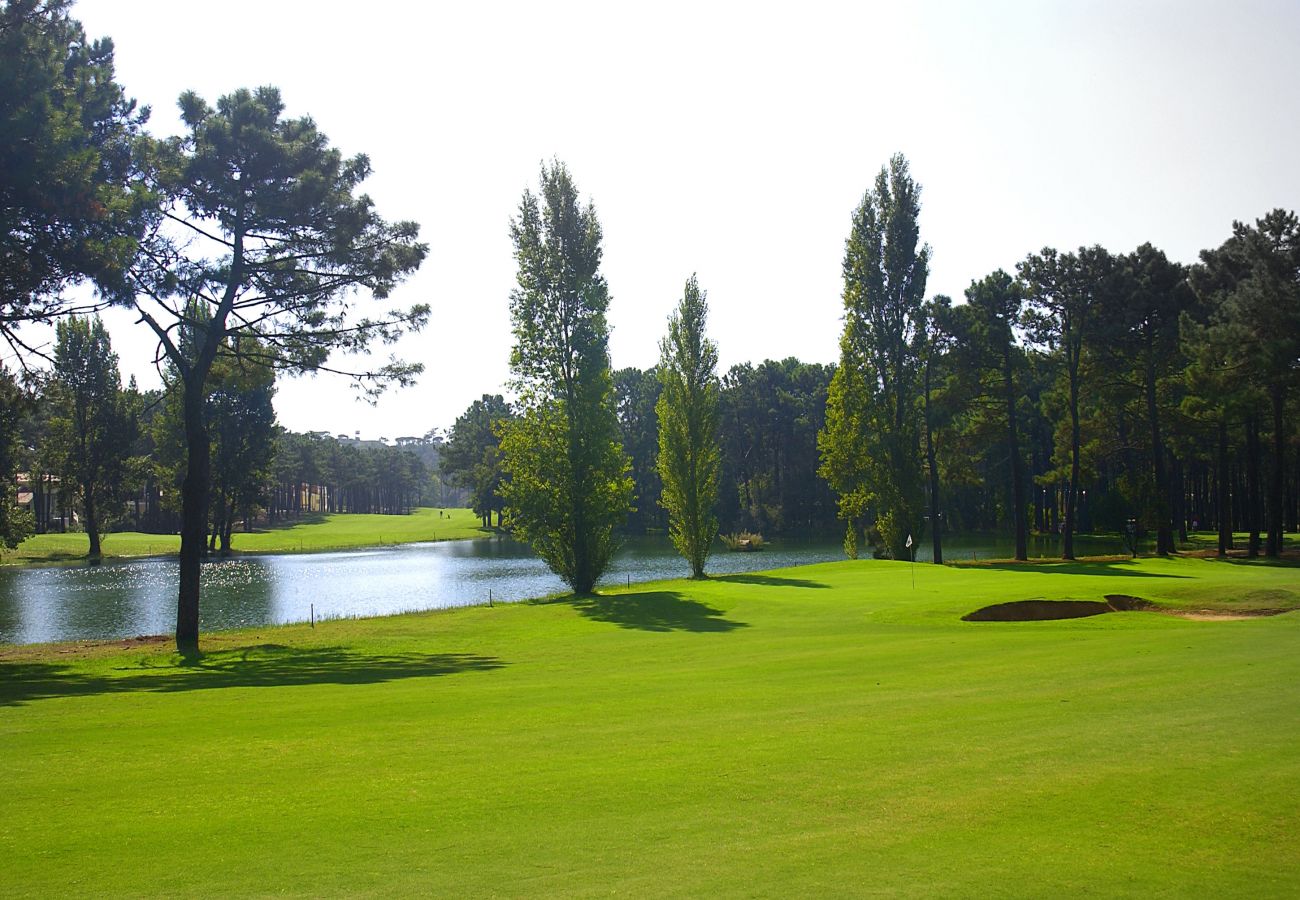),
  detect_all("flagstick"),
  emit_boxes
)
[908,533,915,589]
